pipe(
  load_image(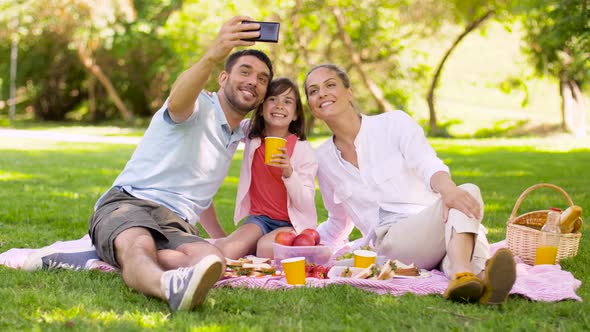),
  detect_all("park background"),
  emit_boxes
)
[1,0,589,330]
